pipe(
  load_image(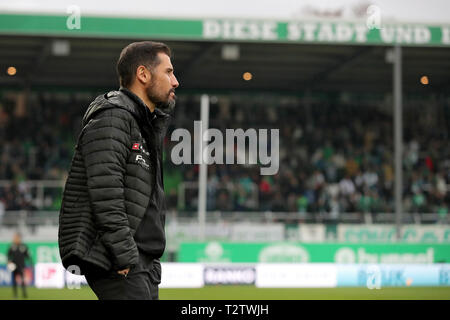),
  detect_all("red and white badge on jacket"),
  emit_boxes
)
[132,143,140,150]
